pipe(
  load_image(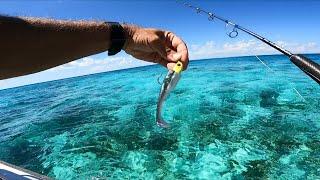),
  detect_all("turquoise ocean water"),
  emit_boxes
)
[0,54,319,179]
